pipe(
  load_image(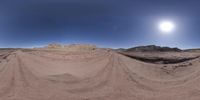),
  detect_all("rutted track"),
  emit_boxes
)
[0,50,200,100]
